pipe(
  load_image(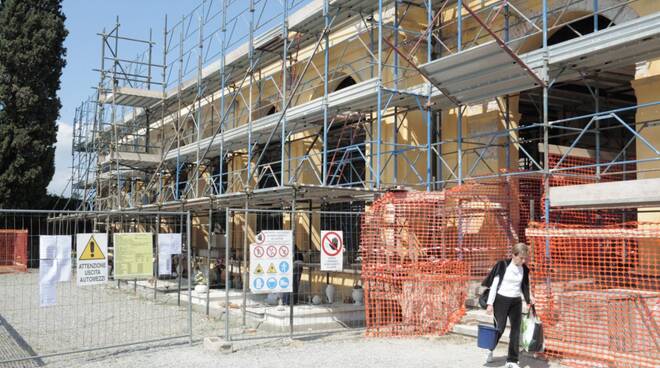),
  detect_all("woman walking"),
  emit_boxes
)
[482,243,535,368]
